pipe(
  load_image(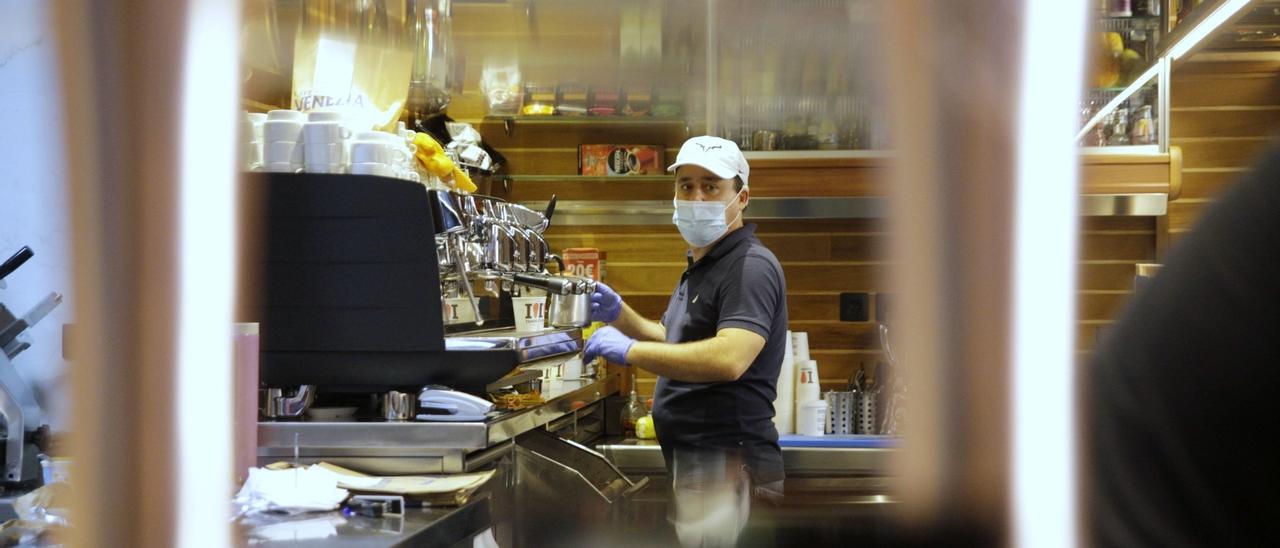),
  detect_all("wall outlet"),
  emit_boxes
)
[839,292,869,322]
